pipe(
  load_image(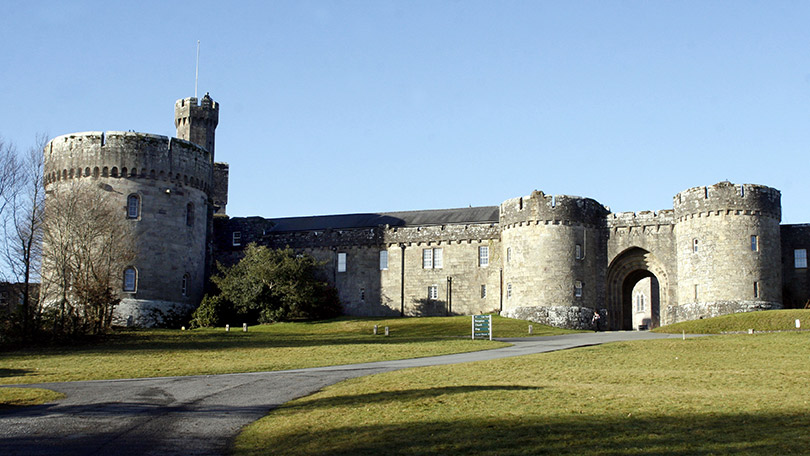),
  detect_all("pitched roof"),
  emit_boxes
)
[266,206,500,232]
